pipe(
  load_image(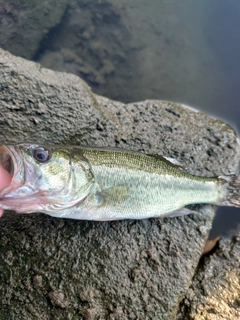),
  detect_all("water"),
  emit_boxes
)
[1,0,240,237]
